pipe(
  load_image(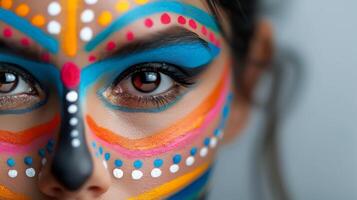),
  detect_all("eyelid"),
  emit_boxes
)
[0,53,62,94]
[82,42,220,94]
